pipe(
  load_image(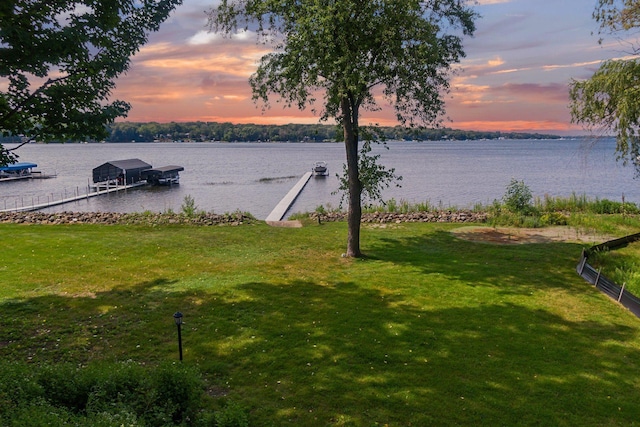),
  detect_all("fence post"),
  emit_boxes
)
[579,250,587,275]
[619,282,626,302]
[595,268,601,288]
